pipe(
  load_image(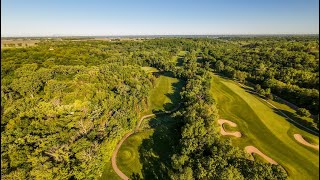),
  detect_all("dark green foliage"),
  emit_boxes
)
[1,37,316,179]
[170,54,287,180]
[215,60,224,72]
[297,108,311,117]
[1,64,153,179]
[207,36,319,114]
